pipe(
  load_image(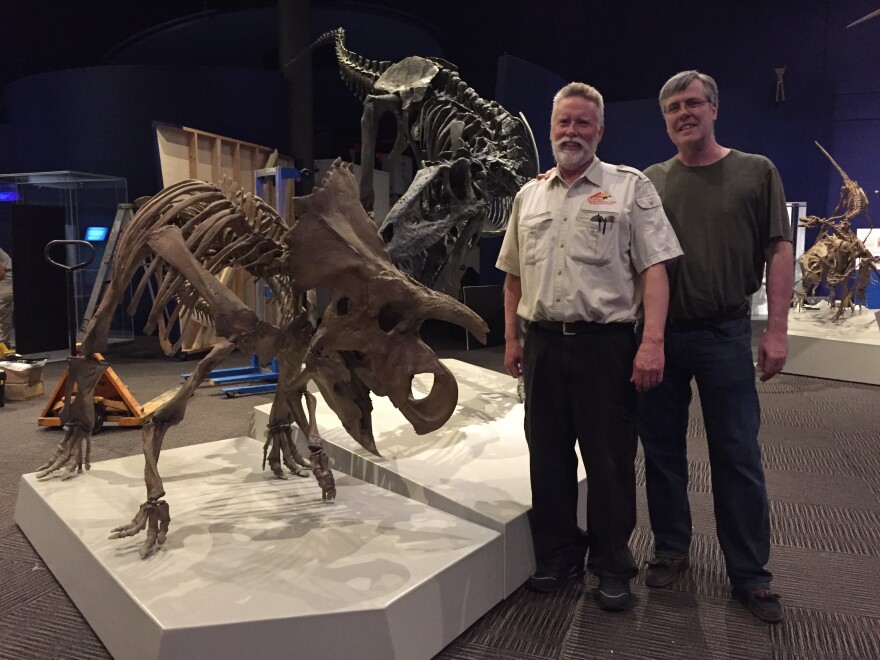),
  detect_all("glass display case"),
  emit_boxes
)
[0,171,132,354]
